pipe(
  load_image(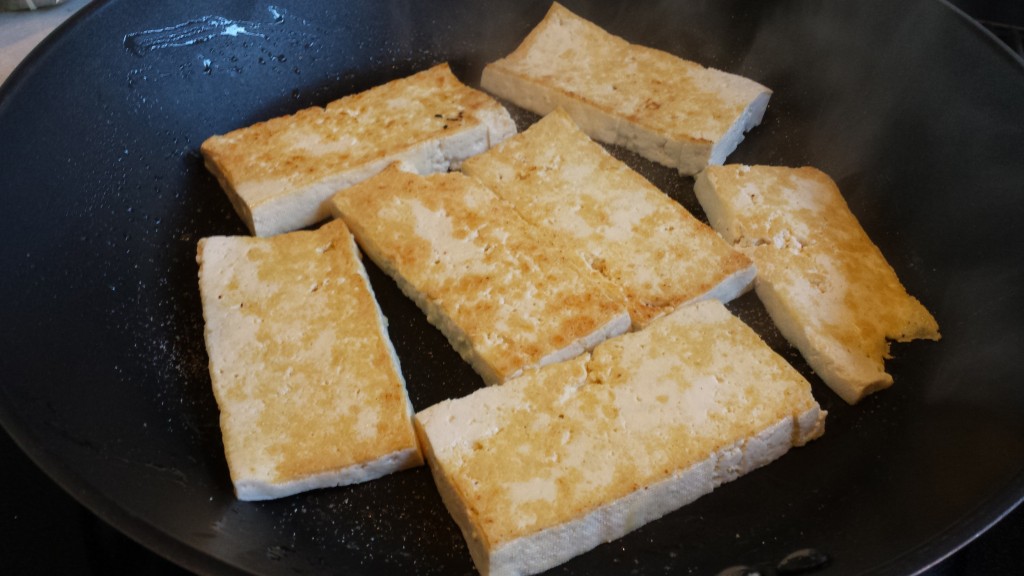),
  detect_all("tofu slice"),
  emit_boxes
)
[197,219,421,500]
[201,63,516,237]
[415,299,825,576]
[462,108,755,328]
[330,165,631,386]
[694,165,941,404]
[481,3,770,175]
